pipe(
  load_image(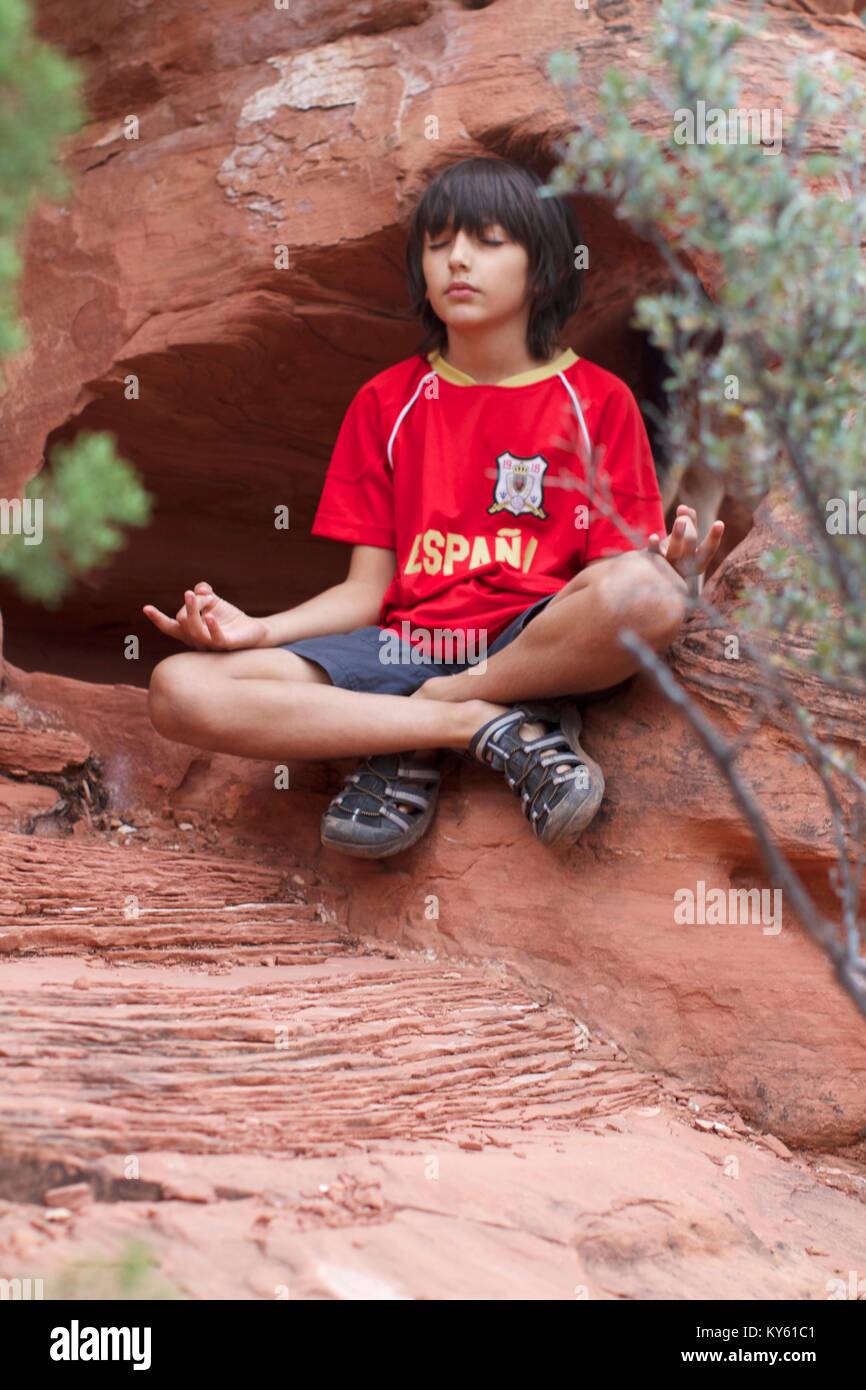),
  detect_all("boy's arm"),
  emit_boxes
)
[258,378,398,645]
[258,544,397,646]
